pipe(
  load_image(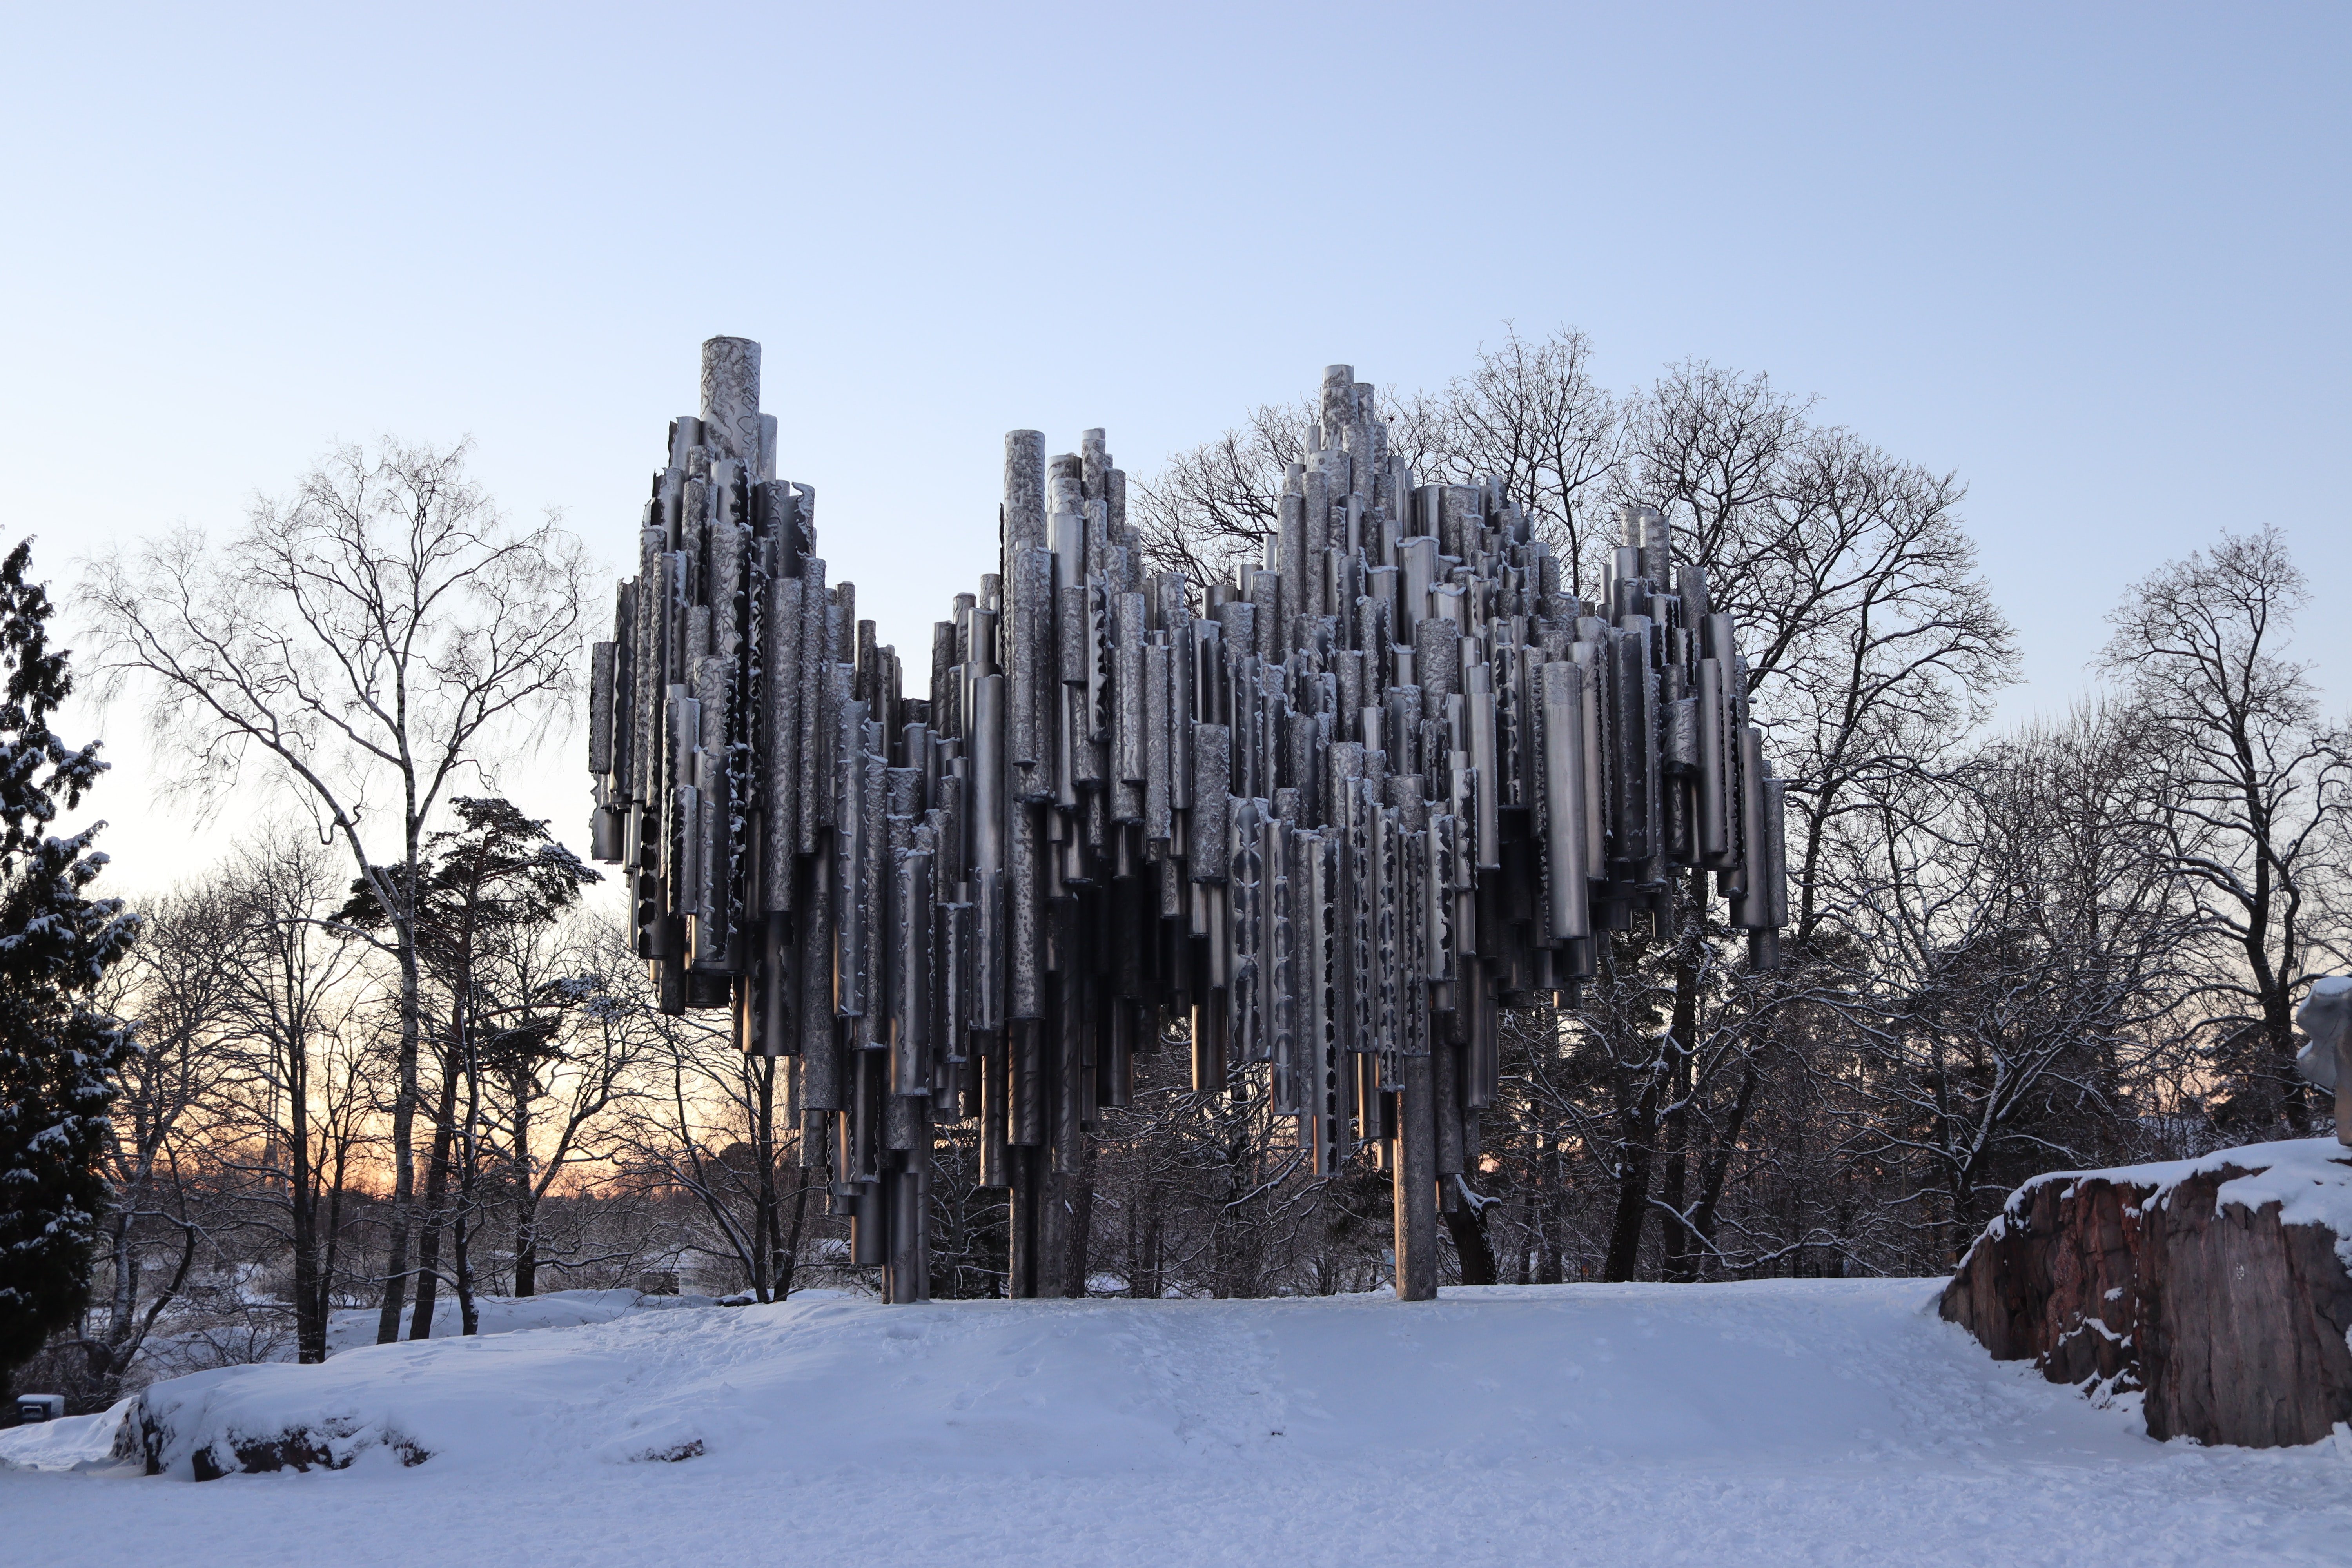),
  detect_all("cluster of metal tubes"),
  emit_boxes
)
[588,338,1790,1301]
